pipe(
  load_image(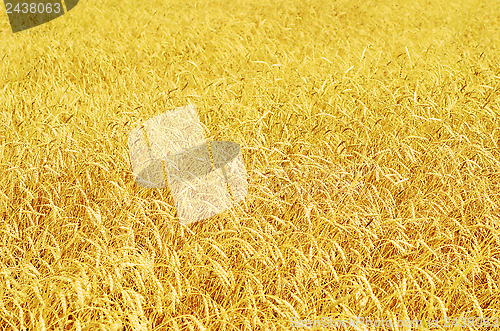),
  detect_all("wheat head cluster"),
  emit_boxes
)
[1,0,500,330]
